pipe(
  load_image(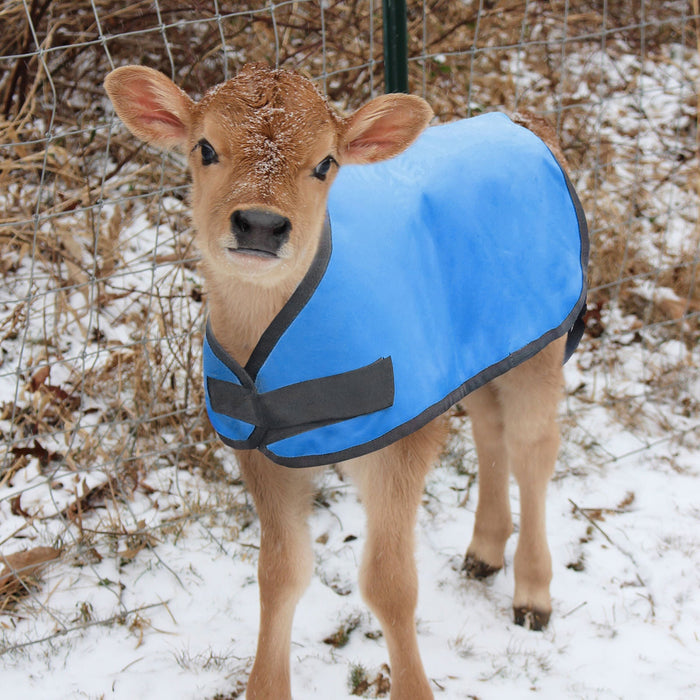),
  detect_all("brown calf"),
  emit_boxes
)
[105,64,572,700]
